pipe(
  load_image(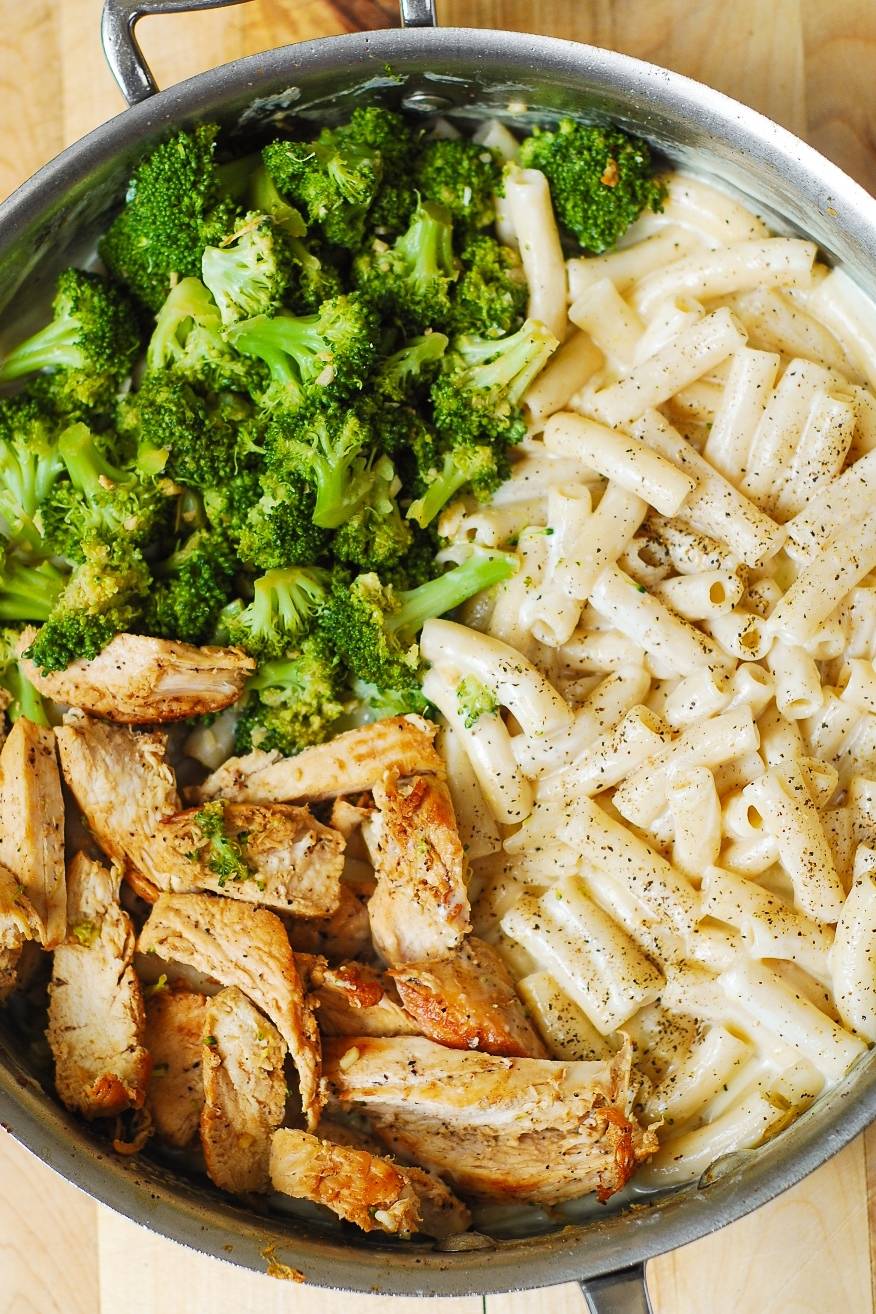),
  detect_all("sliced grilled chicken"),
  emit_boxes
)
[284,880,374,962]
[0,718,65,947]
[55,714,179,902]
[47,854,150,1119]
[297,954,421,1038]
[155,804,344,917]
[193,716,444,805]
[0,862,40,997]
[144,990,207,1148]
[325,1035,657,1205]
[365,772,470,966]
[200,987,287,1195]
[20,631,254,724]
[138,893,323,1130]
[388,937,549,1058]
